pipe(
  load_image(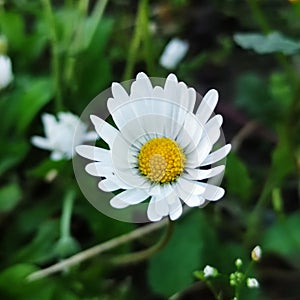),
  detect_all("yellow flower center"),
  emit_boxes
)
[138,137,186,183]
